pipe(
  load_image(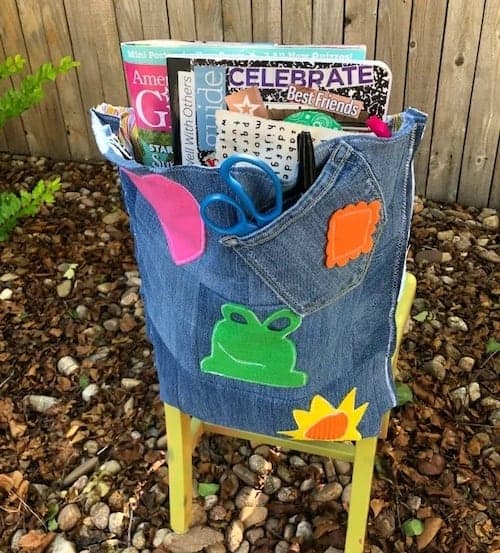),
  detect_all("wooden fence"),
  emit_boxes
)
[0,0,498,207]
